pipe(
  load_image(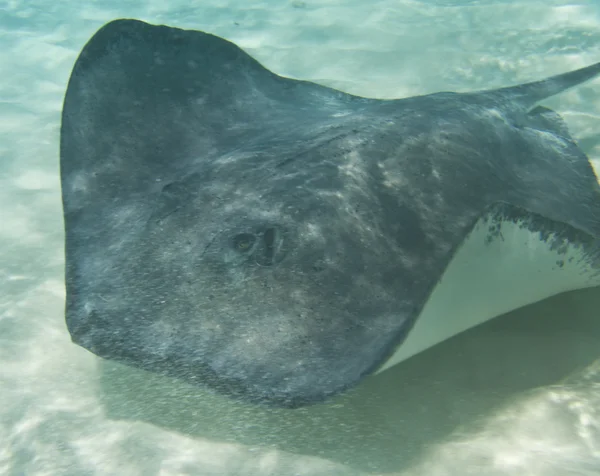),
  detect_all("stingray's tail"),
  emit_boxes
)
[492,61,600,109]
